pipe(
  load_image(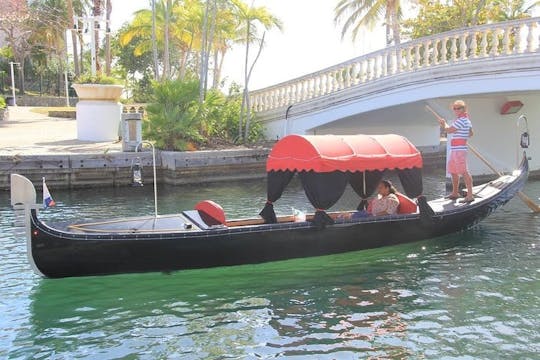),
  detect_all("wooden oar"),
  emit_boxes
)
[469,145,540,212]
[425,104,540,212]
